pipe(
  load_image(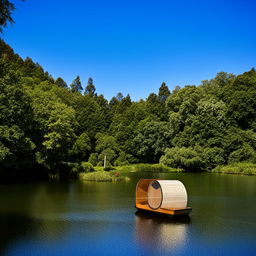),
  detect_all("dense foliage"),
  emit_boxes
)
[0,40,256,179]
